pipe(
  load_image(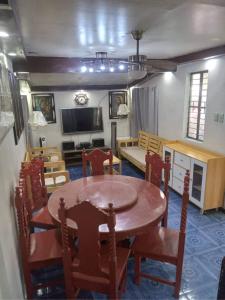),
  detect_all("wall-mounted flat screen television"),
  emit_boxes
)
[61,107,103,134]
